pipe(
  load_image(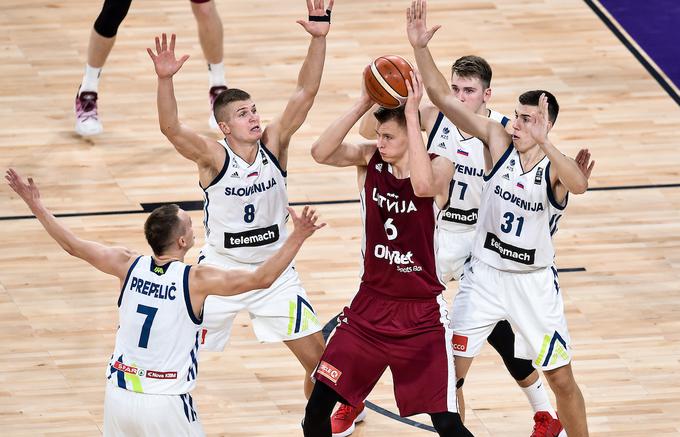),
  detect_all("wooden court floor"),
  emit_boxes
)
[1,0,679,435]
